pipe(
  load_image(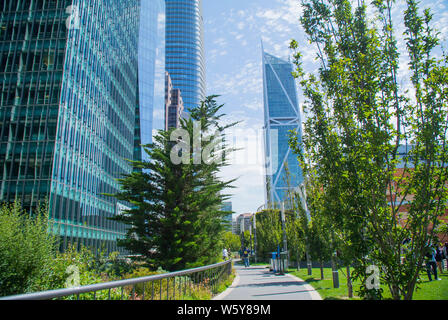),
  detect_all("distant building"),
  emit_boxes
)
[165,72,184,130]
[221,201,233,232]
[232,218,238,234]
[262,49,304,208]
[236,213,254,234]
[389,144,448,229]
